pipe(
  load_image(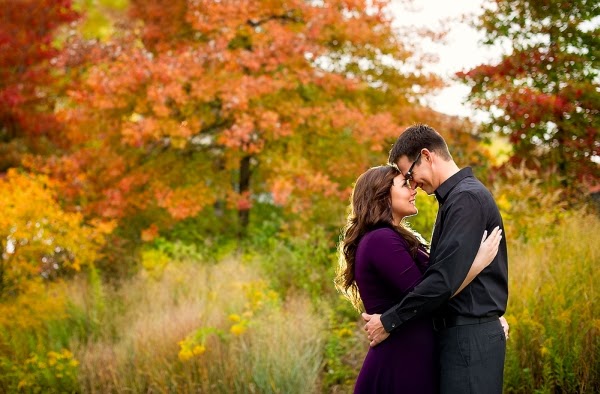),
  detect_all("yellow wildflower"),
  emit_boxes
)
[61,349,74,358]
[228,314,241,323]
[47,351,60,359]
[37,362,47,369]
[336,328,353,338]
[230,323,247,336]
[192,345,206,356]
[178,348,194,362]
